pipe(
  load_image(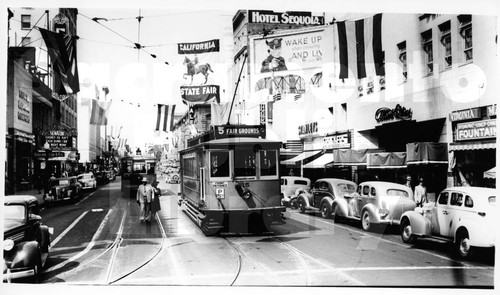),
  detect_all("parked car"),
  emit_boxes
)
[332,181,416,231]
[296,178,358,218]
[95,171,110,185]
[400,187,496,258]
[3,195,53,282]
[77,173,97,190]
[44,176,82,203]
[107,169,116,181]
[280,176,311,208]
